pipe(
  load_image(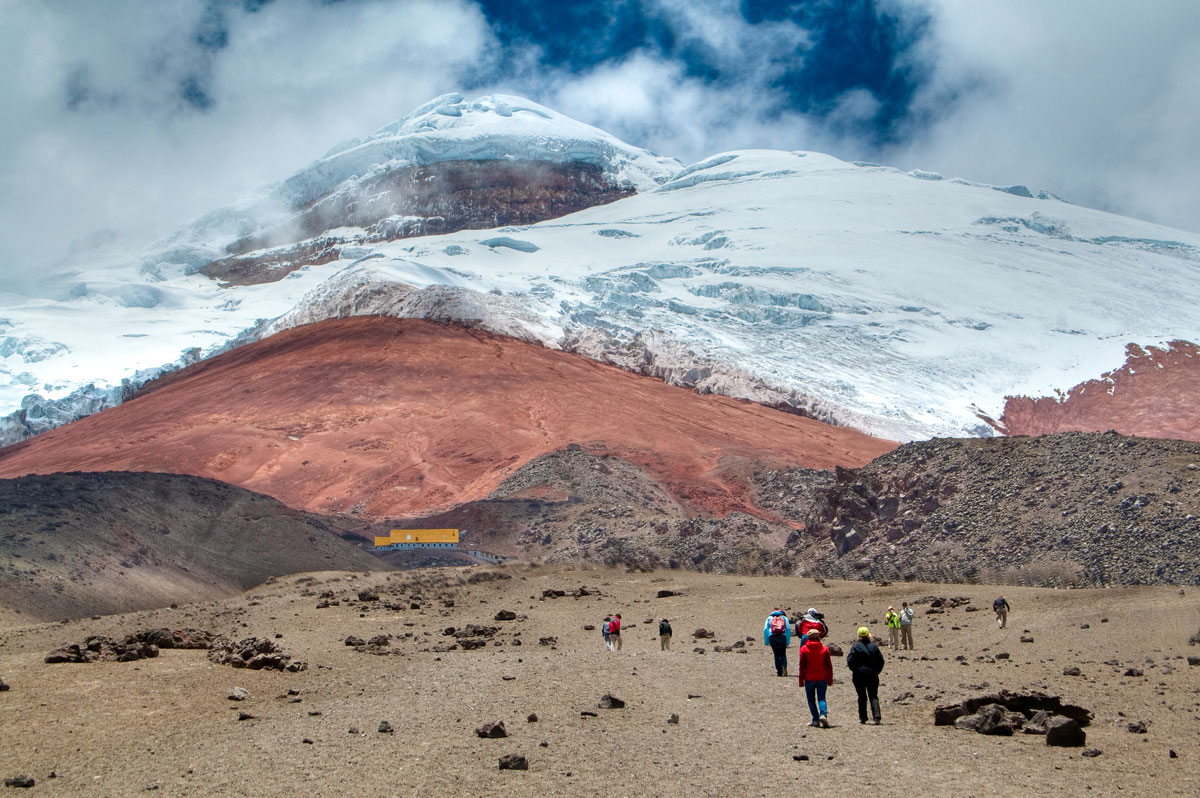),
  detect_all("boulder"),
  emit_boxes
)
[598,694,625,709]
[1045,716,1086,747]
[498,754,528,771]
[494,610,517,621]
[476,721,508,738]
